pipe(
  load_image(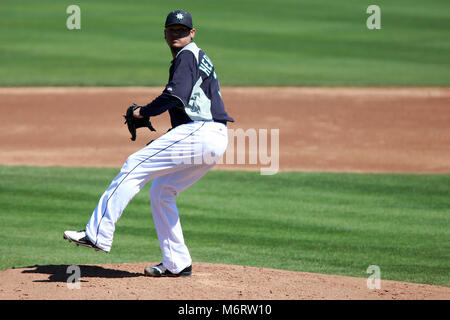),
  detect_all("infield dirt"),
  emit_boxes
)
[0,87,449,300]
